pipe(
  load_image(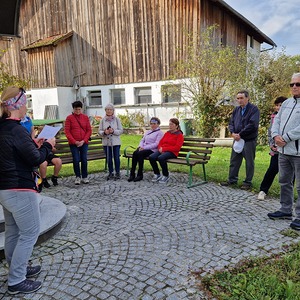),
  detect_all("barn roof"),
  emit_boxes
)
[21,31,73,51]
